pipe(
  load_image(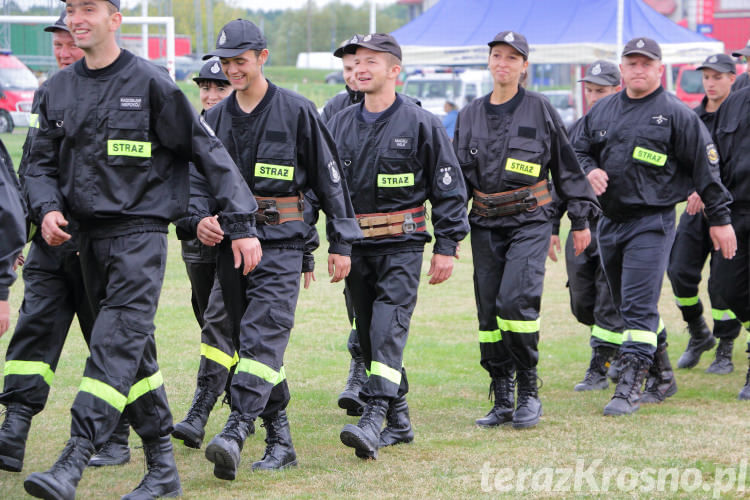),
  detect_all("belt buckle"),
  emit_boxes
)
[524,196,539,212]
[264,209,280,224]
[402,212,416,234]
[258,199,276,210]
